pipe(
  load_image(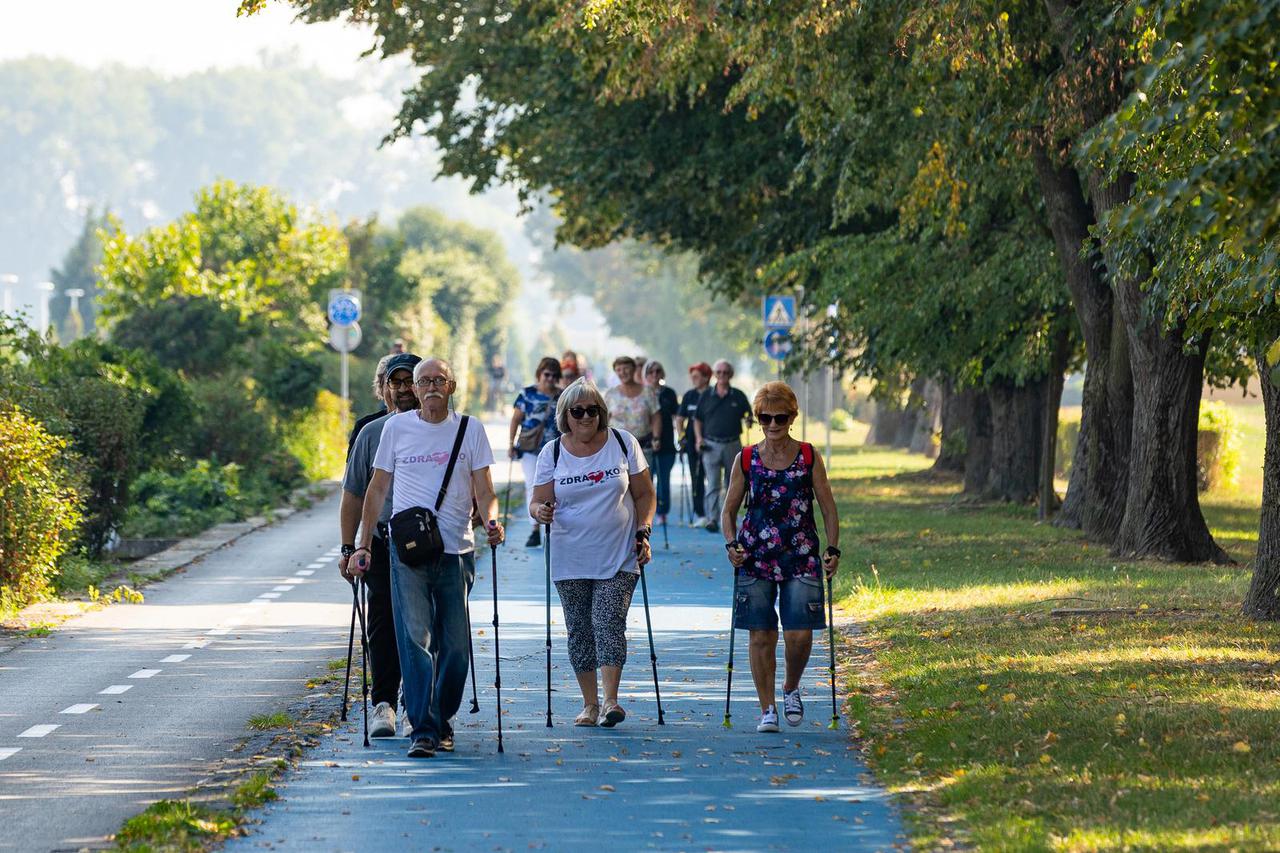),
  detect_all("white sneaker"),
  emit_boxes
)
[692,516,707,528]
[783,688,804,726]
[756,706,780,733]
[369,701,396,738]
